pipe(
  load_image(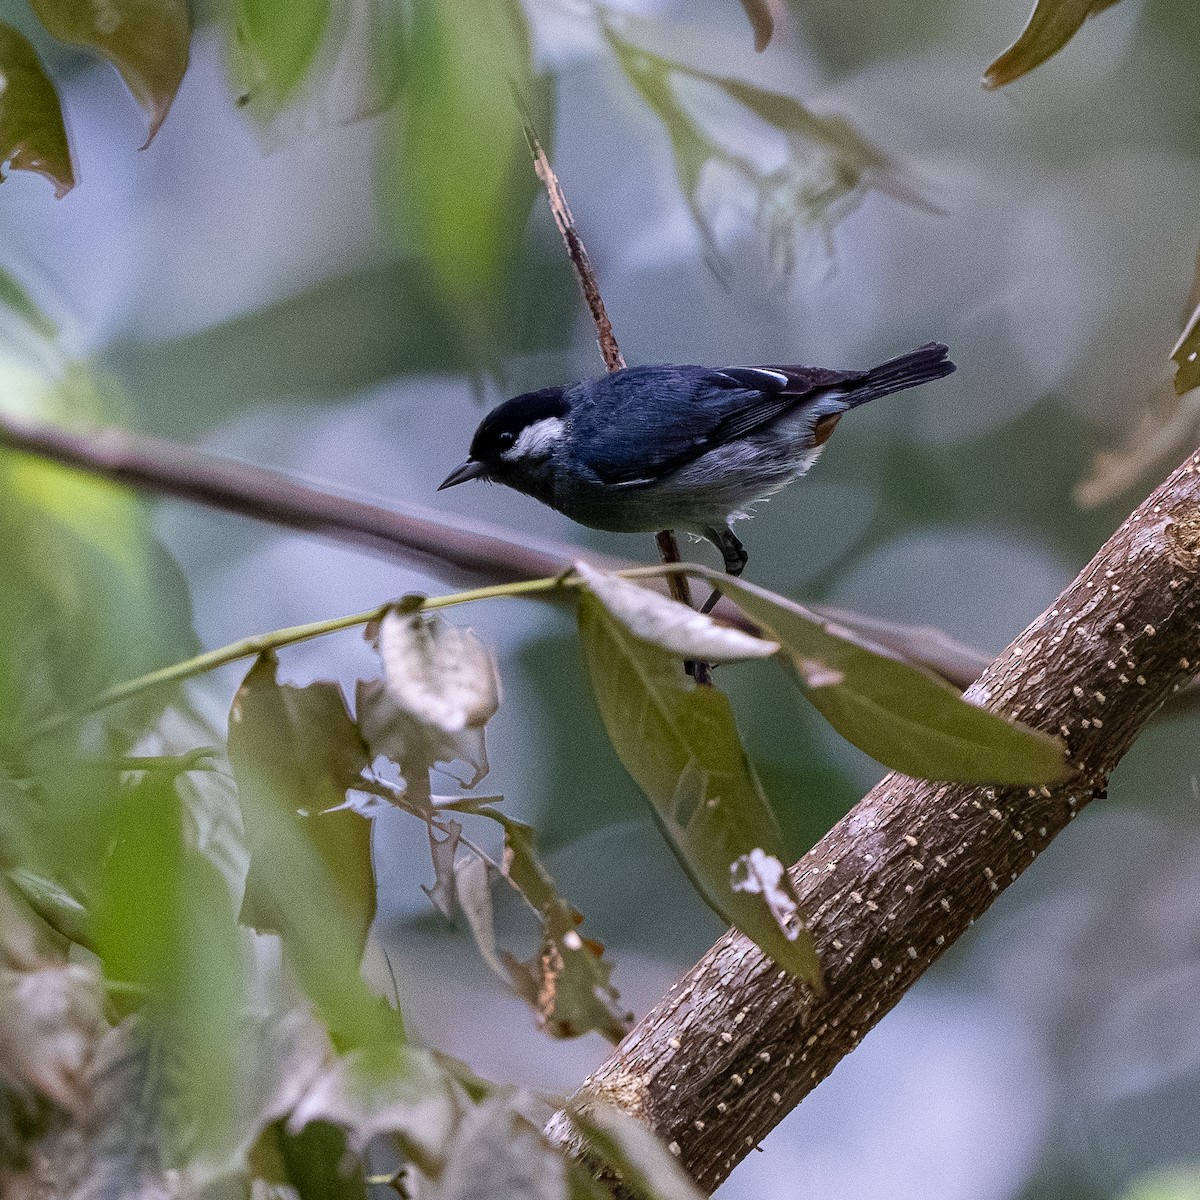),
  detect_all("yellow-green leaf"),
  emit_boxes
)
[230,0,330,120]
[29,0,191,146]
[577,589,820,986]
[983,0,1122,89]
[706,571,1070,786]
[384,0,547,329]
[0,23,74,197]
